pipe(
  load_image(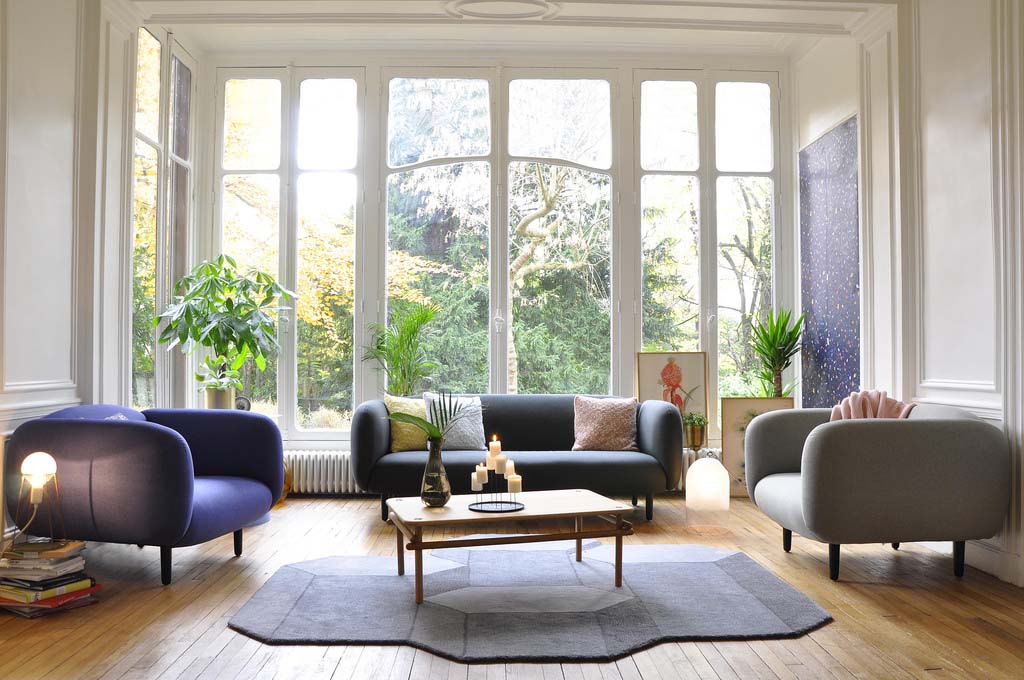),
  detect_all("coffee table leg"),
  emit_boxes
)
[414,529,424,604]
[575,516,583,562]
[396,525,405,576]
